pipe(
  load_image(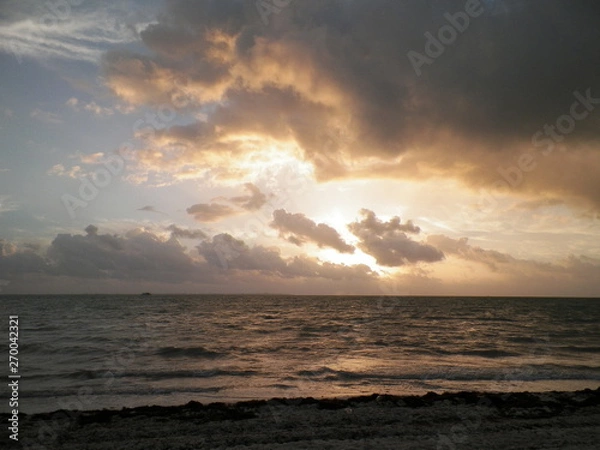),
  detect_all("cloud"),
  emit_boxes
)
[228,183,268,211]
[66,97,78,108]
[426,234,511,271]
[77,152,105,164]
[187,183,269,222]
[186,202,239,222]
[85,224,98,236]
[270,209,355,253]
[0,239,17,257]
[45,226,203,282]
[1,225,598,295]
[166,224,206,240]
[30,108,63,124]
[0,239,48,275]
[100,0,600,209]
[351,209,421,235]
[348,209,444,267]
[425,233,600,295]
[0,4,141,64]
[0,226,378,292]
[197,233,373,280]
[46,164,84,178]
[0,195,18,214]
[66,97,114,116]
[512,198,565,211]
[138,205,168,216]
